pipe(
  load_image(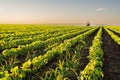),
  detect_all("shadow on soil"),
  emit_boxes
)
[103,28,120,80]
